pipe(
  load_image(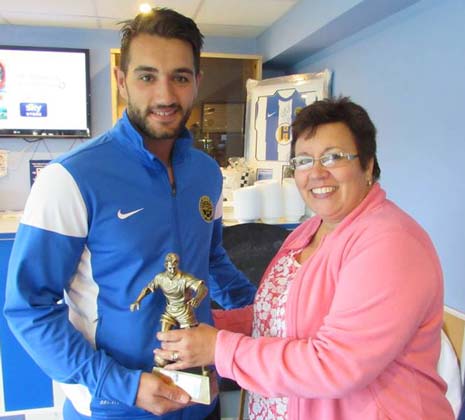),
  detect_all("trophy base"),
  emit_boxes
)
[153,366,218,405]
